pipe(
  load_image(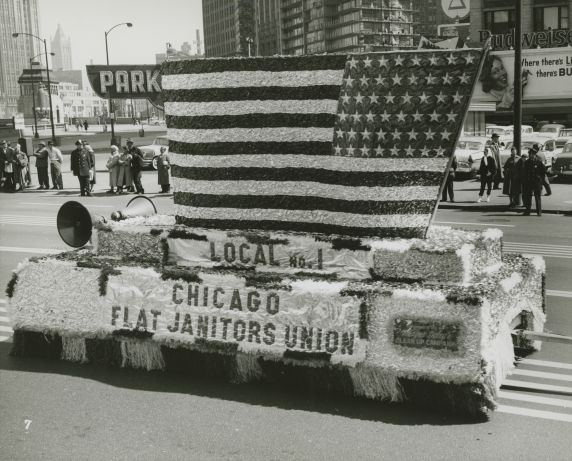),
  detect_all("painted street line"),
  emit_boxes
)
[496,404,572,423]
[502,379,572,394]
[518,359,572,370]
[21,202,114,208]
[434,221,514,228]
[0,325,13,333]
[546,290,572,298]
[0,246,62,254]
[510,369,572,382]
[498,390,572,408]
